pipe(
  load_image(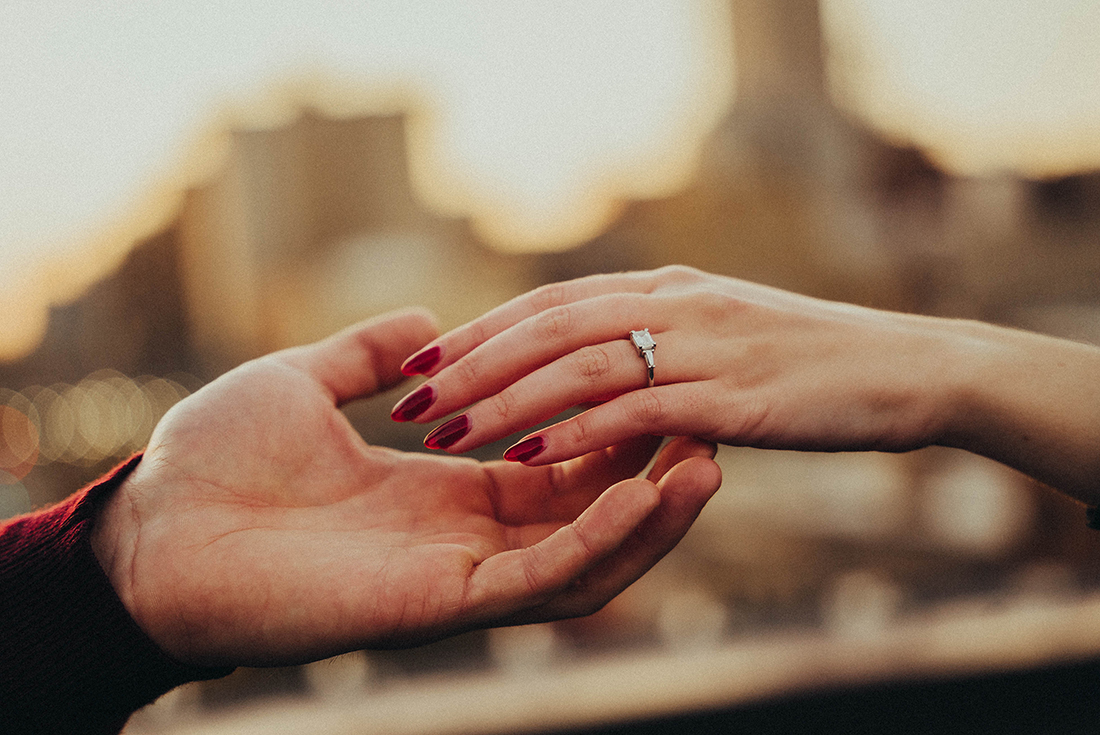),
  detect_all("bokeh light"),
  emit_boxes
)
[1,372,195,473]
[0,392,39,482]
[0,481,30,520]
[822,0,1100,176]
